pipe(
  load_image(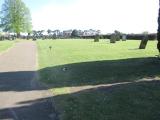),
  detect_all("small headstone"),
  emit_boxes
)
[122,34,127,41]
[139,34,149,49]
